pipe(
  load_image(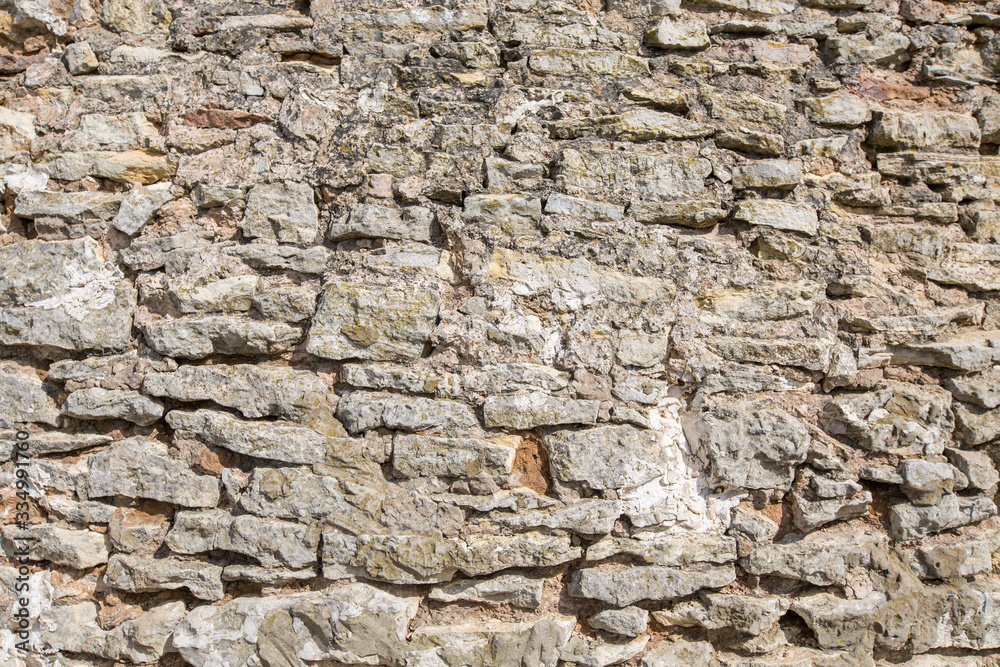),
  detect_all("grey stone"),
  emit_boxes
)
[641,639,715,667]
[654,594,789,636]
[108,508,169,554]
[571,564,736,606]
[899,460,960,506]
[104,601,187,663]
[630,199,726,228]
[306,281,440,361]
[166,510,320,569]
[733,200,818,235]
[119,227,215,272]
[64,41,99,74]
[889,494,997,540]
[2,524,108,569]
[802,93,871,127]
[143,315,302,359]
[694,400,810,490]
[589,606,649,636]
[1,430,111,458]
[586,534,737,566]
[329,203,435,242]
[868,110,980,151]
[393,434,517,478]
[492,498,622,535]
[483,392,600,429]
[945,369,1000,409]
[252,285,318,323]
[409,614,575,667]
[549,110,716,142]
[225,244,331,274]
[741,526,887,585]
[0,362,59,428]
[111,184,175,236]
[240,182,318,244]
[545,425,666,490]
[463,194,542,239]
[105,554,224,601]
[828,33,911,67]
[144,363,328,420]
[820,382,954,456]
[944,448,999,492]
[14,190,122,220]
[61,388,164,425]
[429,574,545,609]
[337,390,479,435]
[166,409,334,464]
[86,437,220,508]
[790,591,888,650]
[792,489,873,532]
[172,585,418,667]
[888,331,1000,373]
[731,160,802,189]
[556,147,712,197]
[323,531,582,584]
[646,18,710,49]
[528,48,650,77]
[953,402,1000,446]
[0,238,136,353]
